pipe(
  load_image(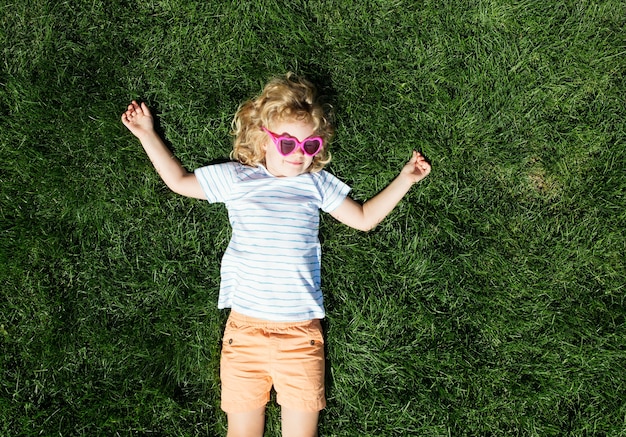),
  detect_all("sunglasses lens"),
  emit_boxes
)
[303,139,321,155]
[279,139,297,155]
